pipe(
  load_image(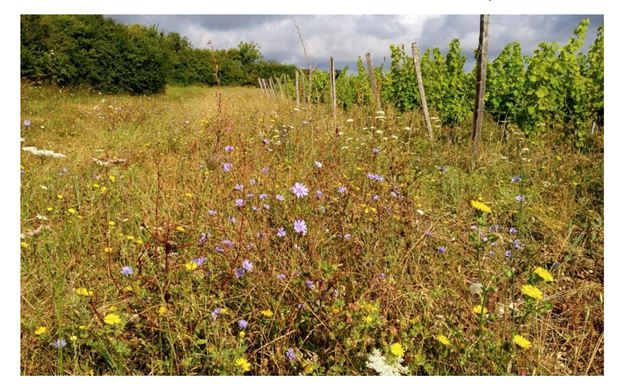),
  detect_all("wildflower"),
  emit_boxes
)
[436,335,451,346]
[505,250,513,258]
[437,166,447,173]
[316,190,323,199]
[521,284,543,300]
[277,273,287,280]
[104,313,121,325]
[239,331,246,338]
[389,343,405,358]
[305,280,316,290]
[208,209,218,216]
[516,194,525,202]
[224,145,234,152]
[514,239,522,250]
[235,198,245,207]
[367,173,385,182]
[211,308,222,320]
[285,348,297,361]
[238,319,248,329]
[242,259,254,272]
[222,239,235,248]
[261,309,273,318]
[438,246,446,254]
[471,200,491,213]
[53,338,67,349]
[234,184,244,191]
[379,273,386,279]
[23,119,31,127]
[314,160,323,169]
[223,163,232,172]
[261,166,269,173]
[259,193,268,200]
[512,334,532,349]
[275,194,284,202]
[158,305,168,315]
[262,138,270,145]
[198,232,208,245]
[372,147,380,155]
[372,194,380,201]
[337,186,347,194]
[185,261,198,271]
[234,268,246,278]
[34,326,47,336]
[22,146,65,159]
[291,182,309,198]
[293,219,307,236]
[235,357,251,373]
[276,227,286,238]
[104,247,113,253]
[176,226,185,233]
[75,288,93,297]
[509,227,518,234]
[469,282,483,295]
[366,349,408,376]
[534,267,554,283]
[193,256,206,266]
[511,176,522,182]
[120,266,133,277]
[473,305,488,315]
[344,233,352,240]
